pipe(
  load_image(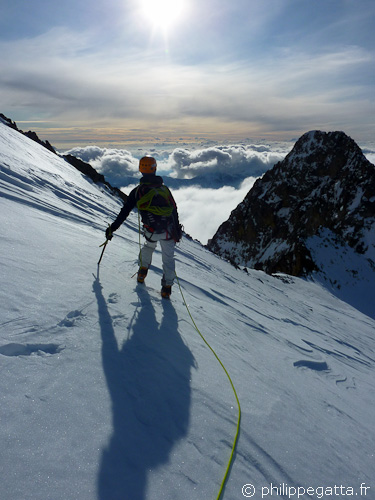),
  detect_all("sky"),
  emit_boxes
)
[1,0,374,147]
